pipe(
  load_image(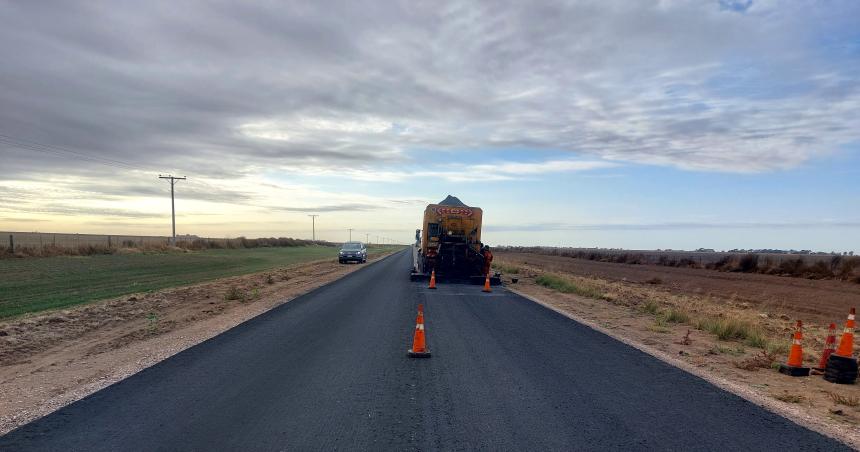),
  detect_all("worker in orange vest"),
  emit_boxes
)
[481,245,493,276]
